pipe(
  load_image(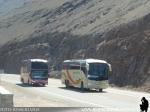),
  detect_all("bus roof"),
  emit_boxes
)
[23,59,48,63]
[85,59,107,63]
[63,59,107,64]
